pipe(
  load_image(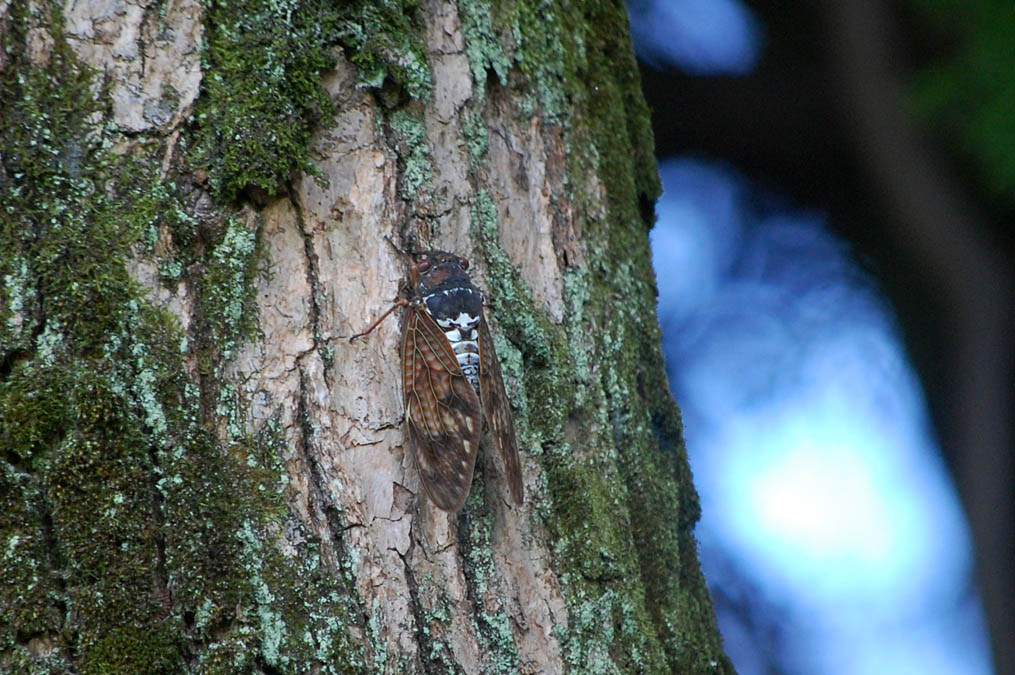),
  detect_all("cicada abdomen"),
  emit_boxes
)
[352,246,524,511]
